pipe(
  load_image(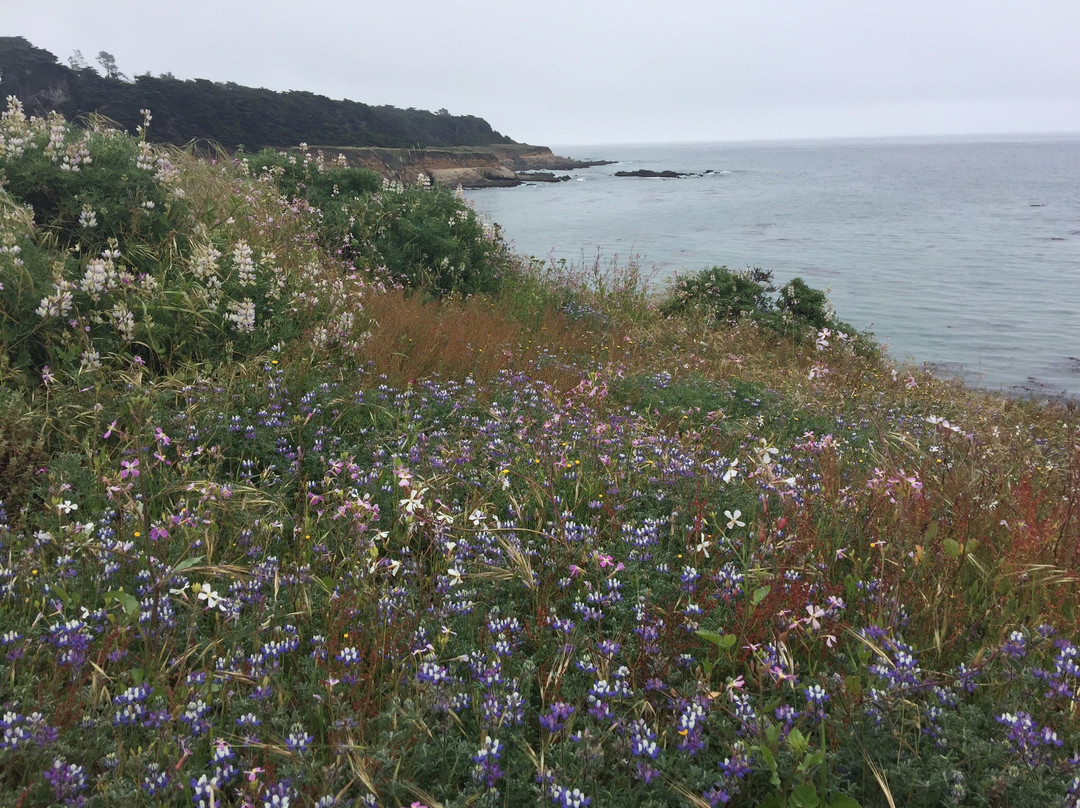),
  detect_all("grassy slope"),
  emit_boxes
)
[1,101,1079,807]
